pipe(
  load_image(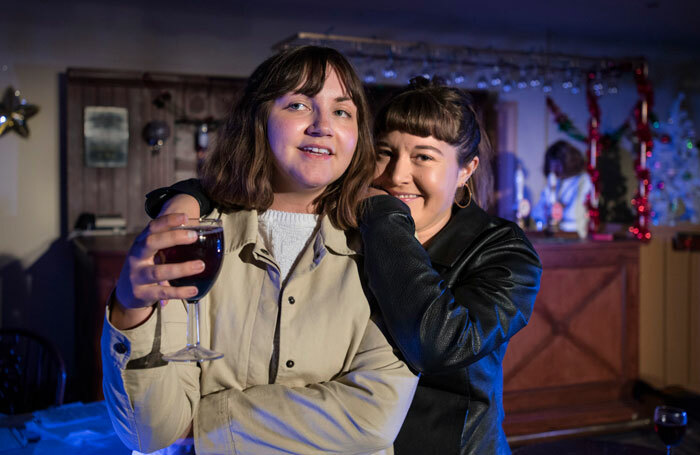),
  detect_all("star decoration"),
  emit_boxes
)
[0,86,39,138]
